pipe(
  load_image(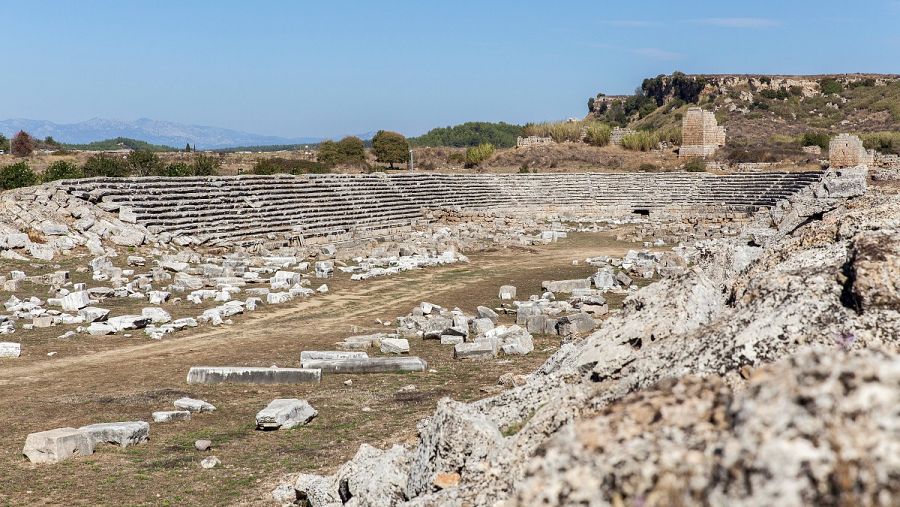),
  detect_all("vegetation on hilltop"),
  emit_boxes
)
[63,137,175,152]
[410,122,523,149]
